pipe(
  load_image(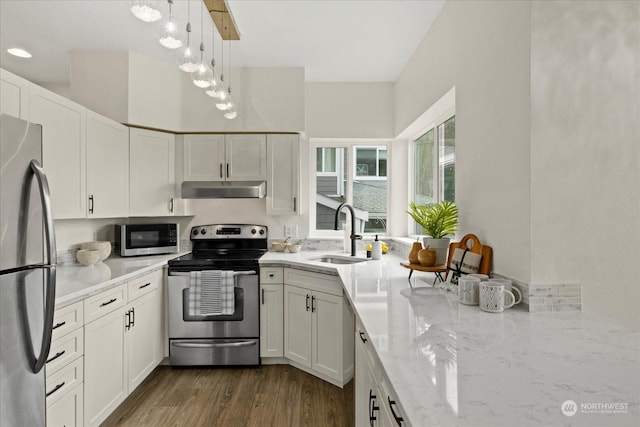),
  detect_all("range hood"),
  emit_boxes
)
[181,181,267,199]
